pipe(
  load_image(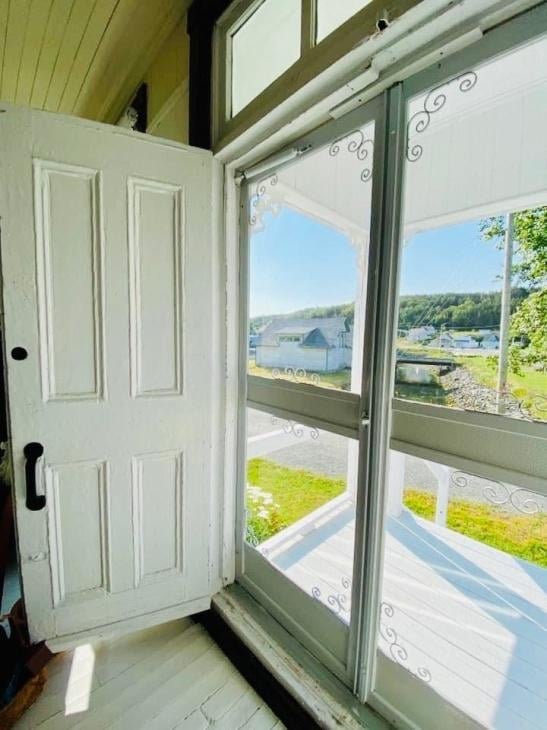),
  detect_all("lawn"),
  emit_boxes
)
[404,489,547,567]
[246,458,345,543]
[246,458,547,568]
[248,361,351,390]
